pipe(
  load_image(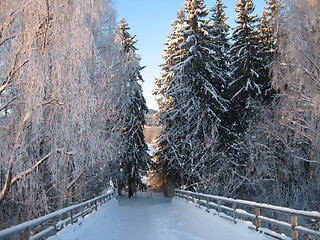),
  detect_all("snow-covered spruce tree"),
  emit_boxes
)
[222,0,287,201]
[189,0,233,196]
[152,10,186,194]
[257,0,286,96]
[211,0,276,199]
[226,0,273,135]
[111,18,149,198]
[261,0,286,55]
[220,0,284,198]
[208,0,231,146]
[230,0,320,210]
[154,0,228,194]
